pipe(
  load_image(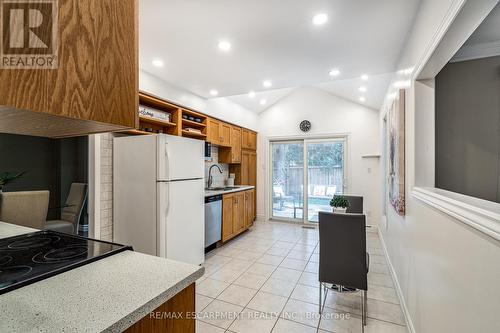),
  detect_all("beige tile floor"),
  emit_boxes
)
[196,221,408,333]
